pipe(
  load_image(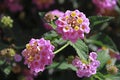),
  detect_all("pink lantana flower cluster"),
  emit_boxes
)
[50,10,64,18]
[44,10,64,30]
[4,0,23,13]
[72,52,100,78]
[32,0,54,9]
[56,10,90,43]
[92,0,117,10]
[22,38,55,74]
